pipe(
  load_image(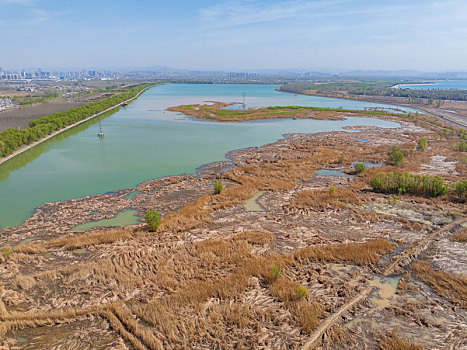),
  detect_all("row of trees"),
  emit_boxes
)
[279,82,467,102]
[370,172,449,197]
[0,83,155,158]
